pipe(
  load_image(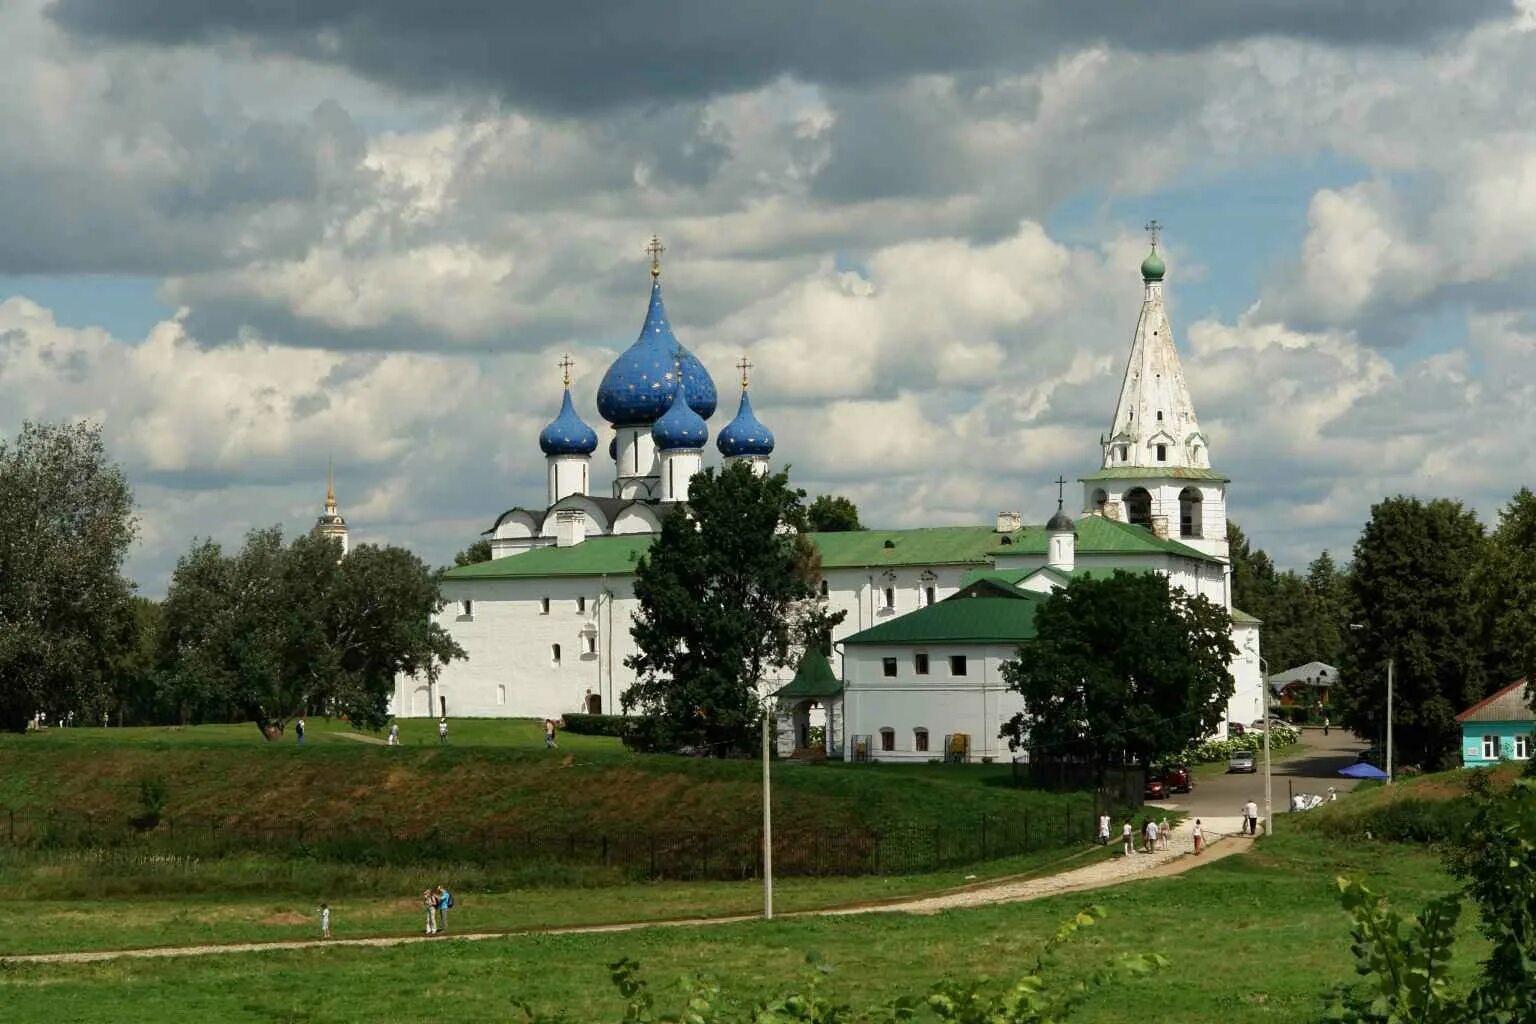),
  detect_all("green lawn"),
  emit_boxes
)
[0,832,1479,1023]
